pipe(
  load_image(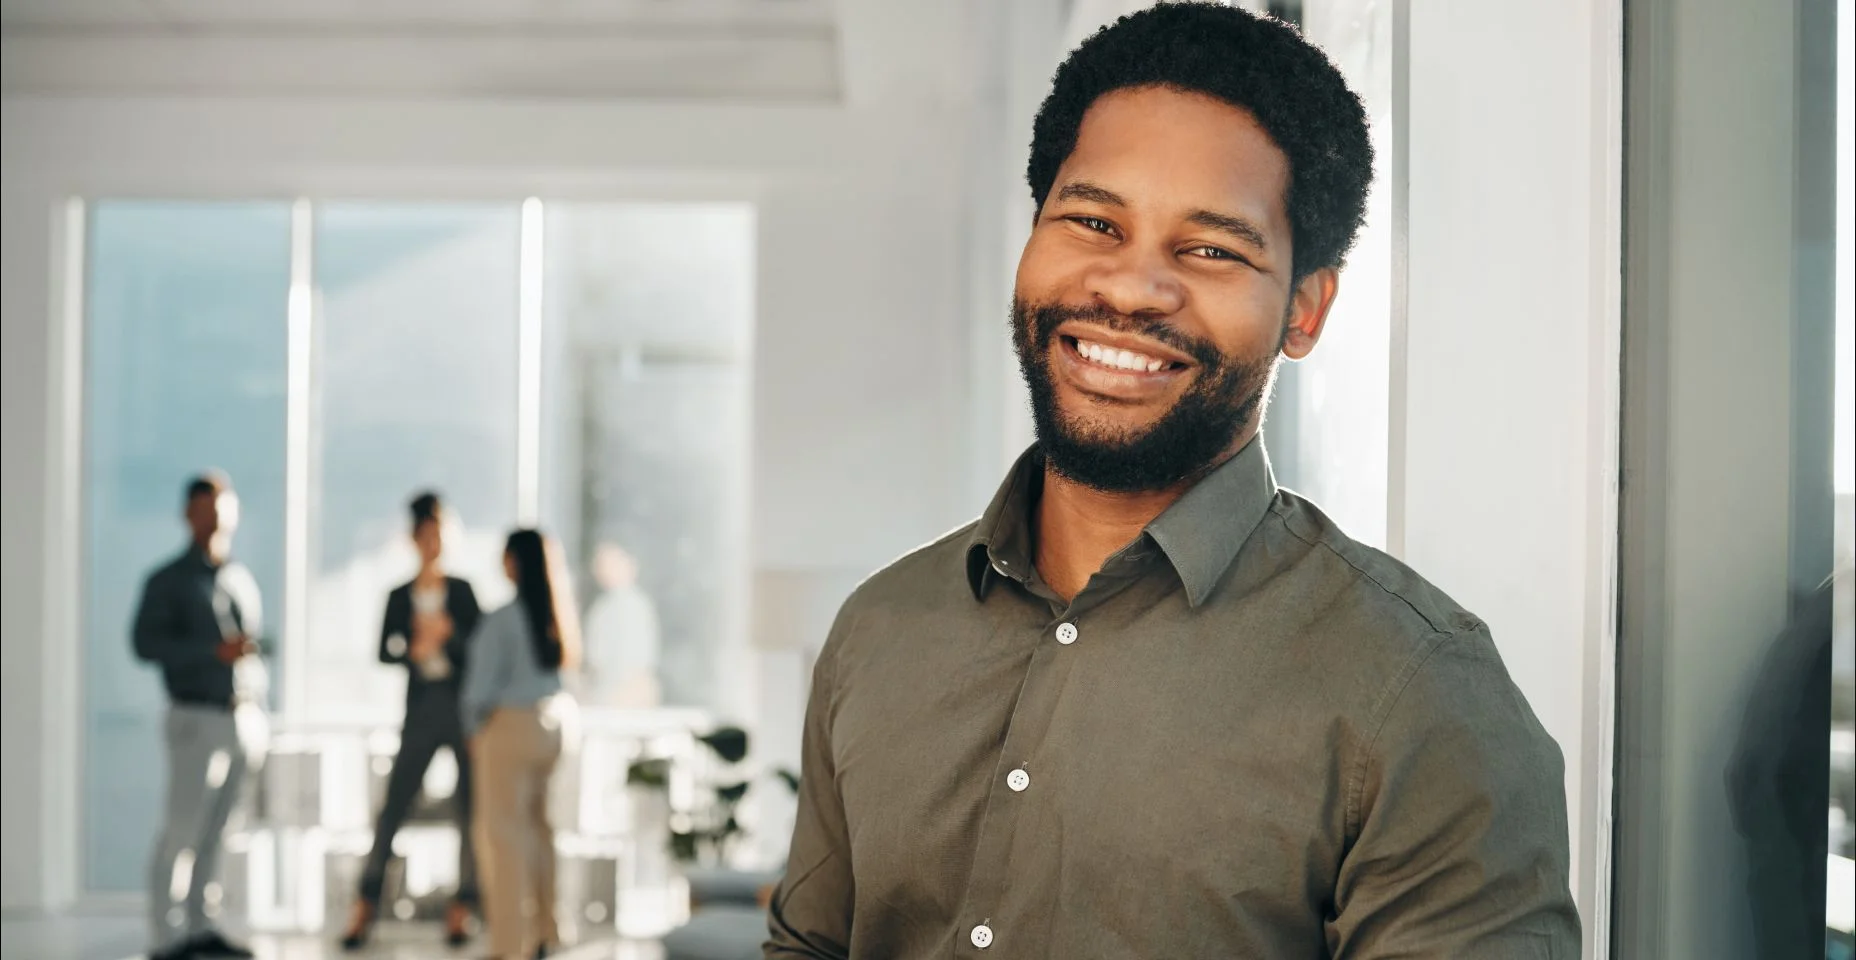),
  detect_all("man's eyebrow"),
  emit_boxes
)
[1186,209,1269,250]
[1054,181,1126,206]
[1054,180,1271,252]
